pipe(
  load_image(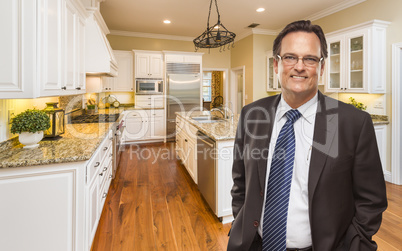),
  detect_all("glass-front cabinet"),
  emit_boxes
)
[266,51,281,92]
[324,20,389,94]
